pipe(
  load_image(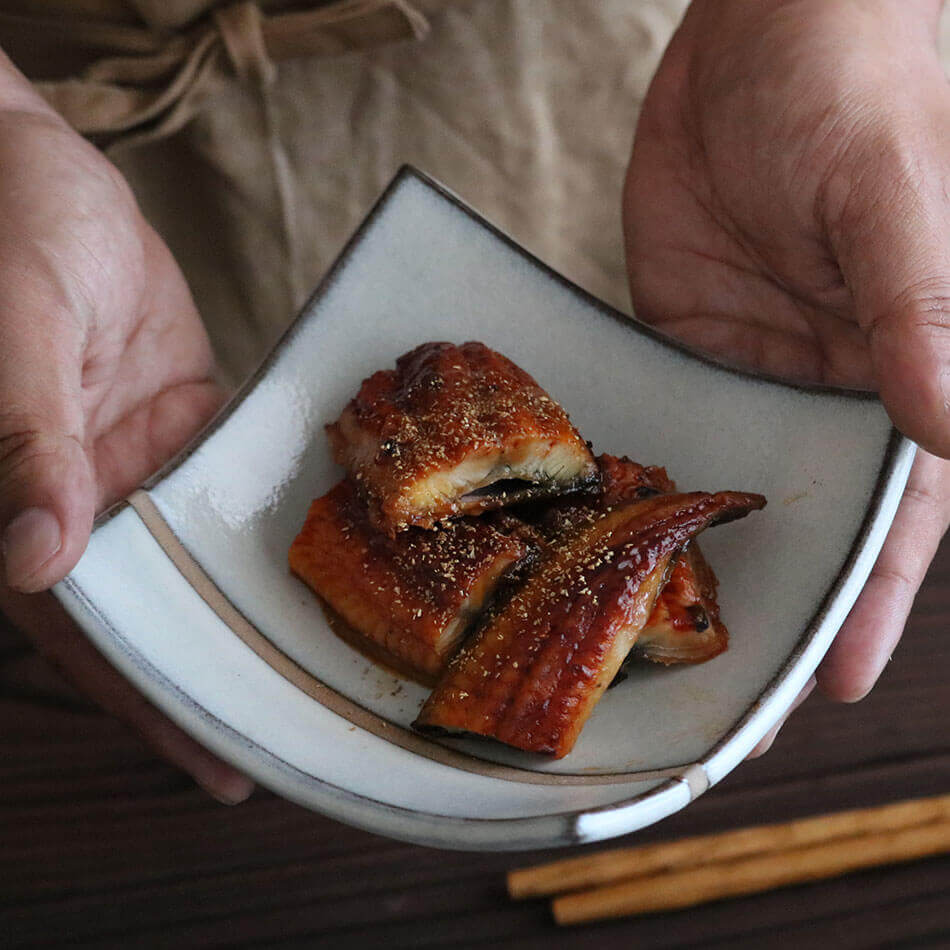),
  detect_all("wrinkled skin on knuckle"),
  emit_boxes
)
[0,425,84,520]
[885,281,950,338]
[0,423,82,478]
